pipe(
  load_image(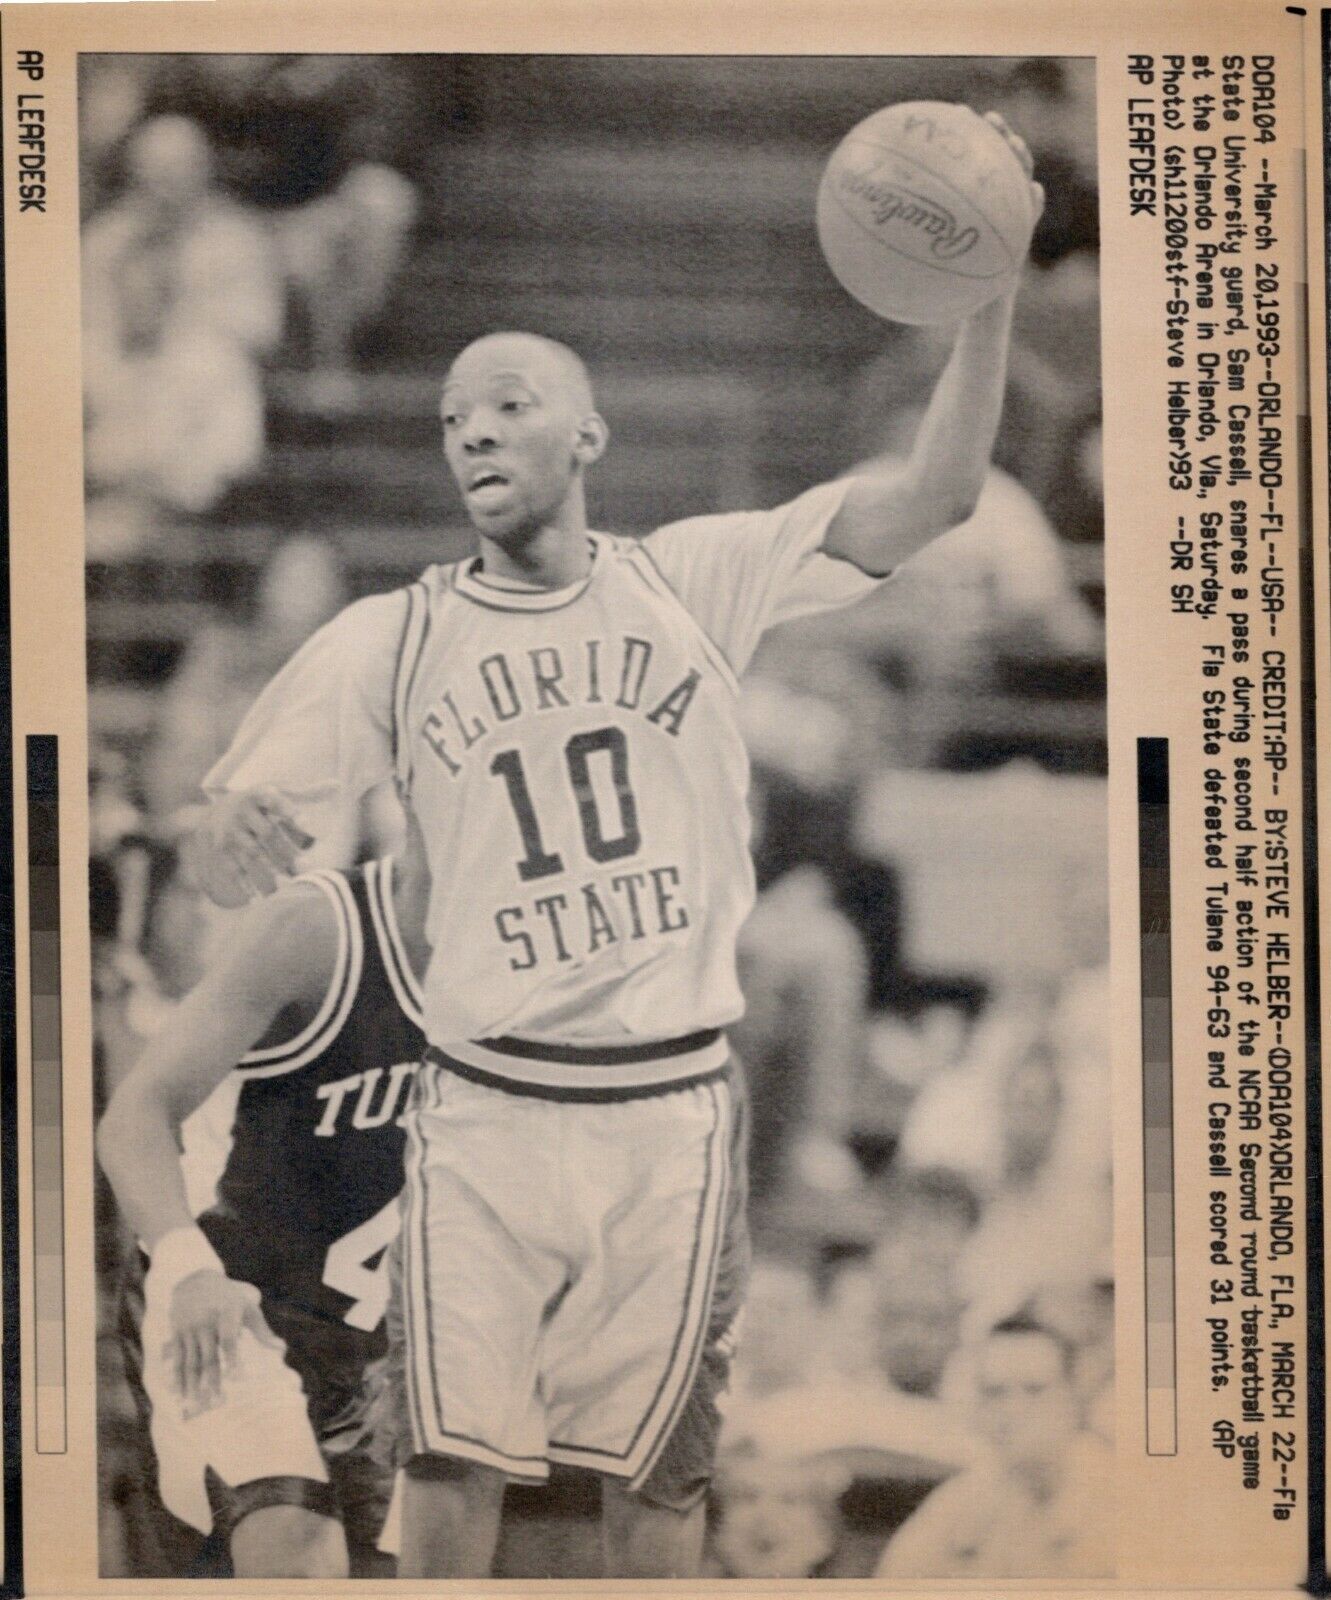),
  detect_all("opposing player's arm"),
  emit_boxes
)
[97,883,338,1244]
[824,114,1044,579]
[96,884,340,1402]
